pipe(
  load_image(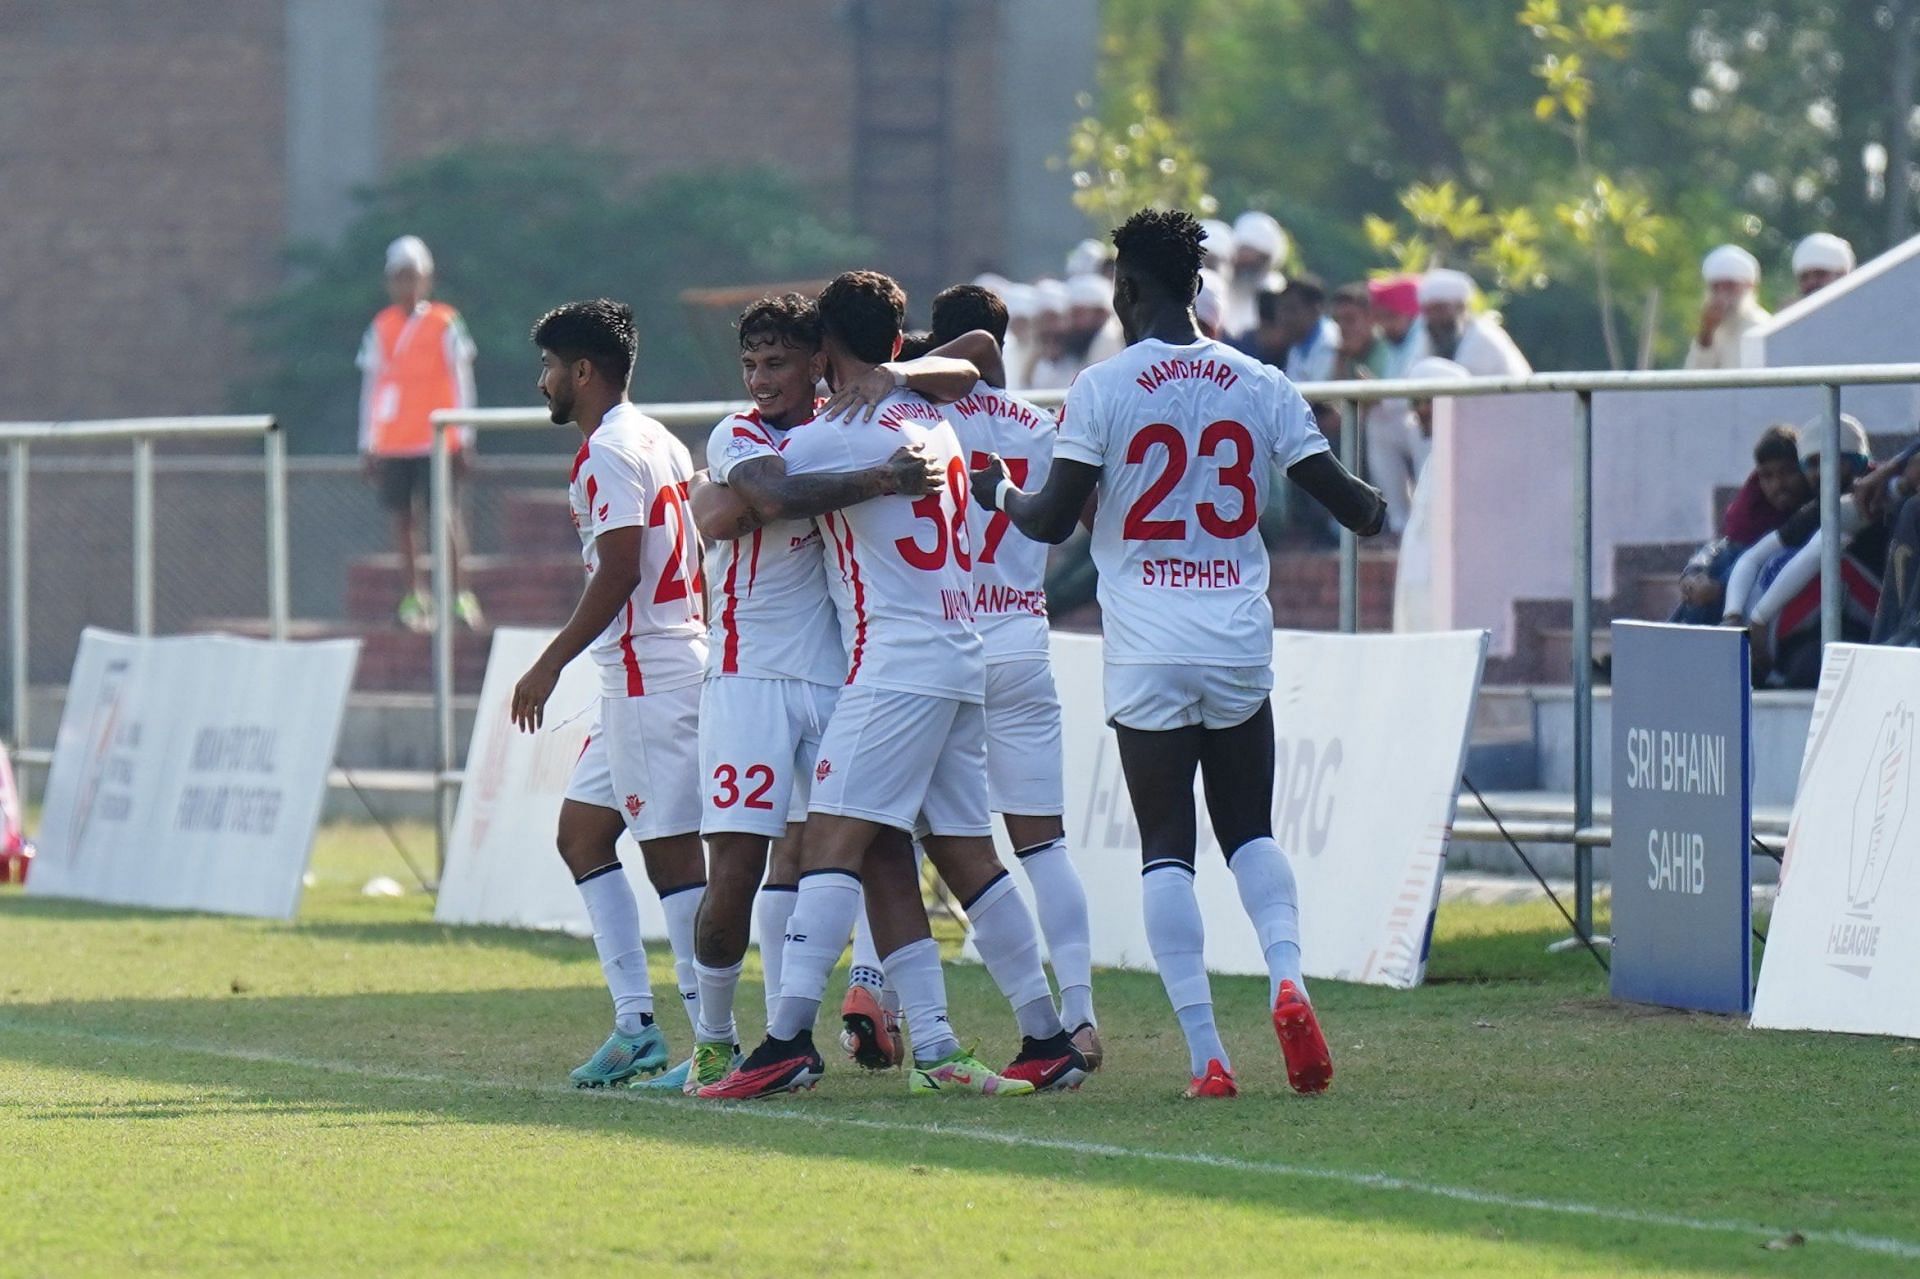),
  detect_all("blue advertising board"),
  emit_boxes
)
[1609,621,1752,1014]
